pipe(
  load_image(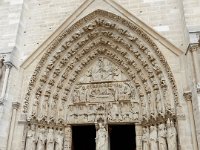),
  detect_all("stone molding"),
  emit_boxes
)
[22,10,179,131]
